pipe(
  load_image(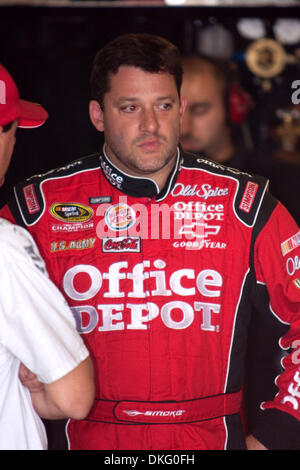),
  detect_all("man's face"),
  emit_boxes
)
[0,121,17,187]
[90,66,186,179]
[180,71,228,156]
